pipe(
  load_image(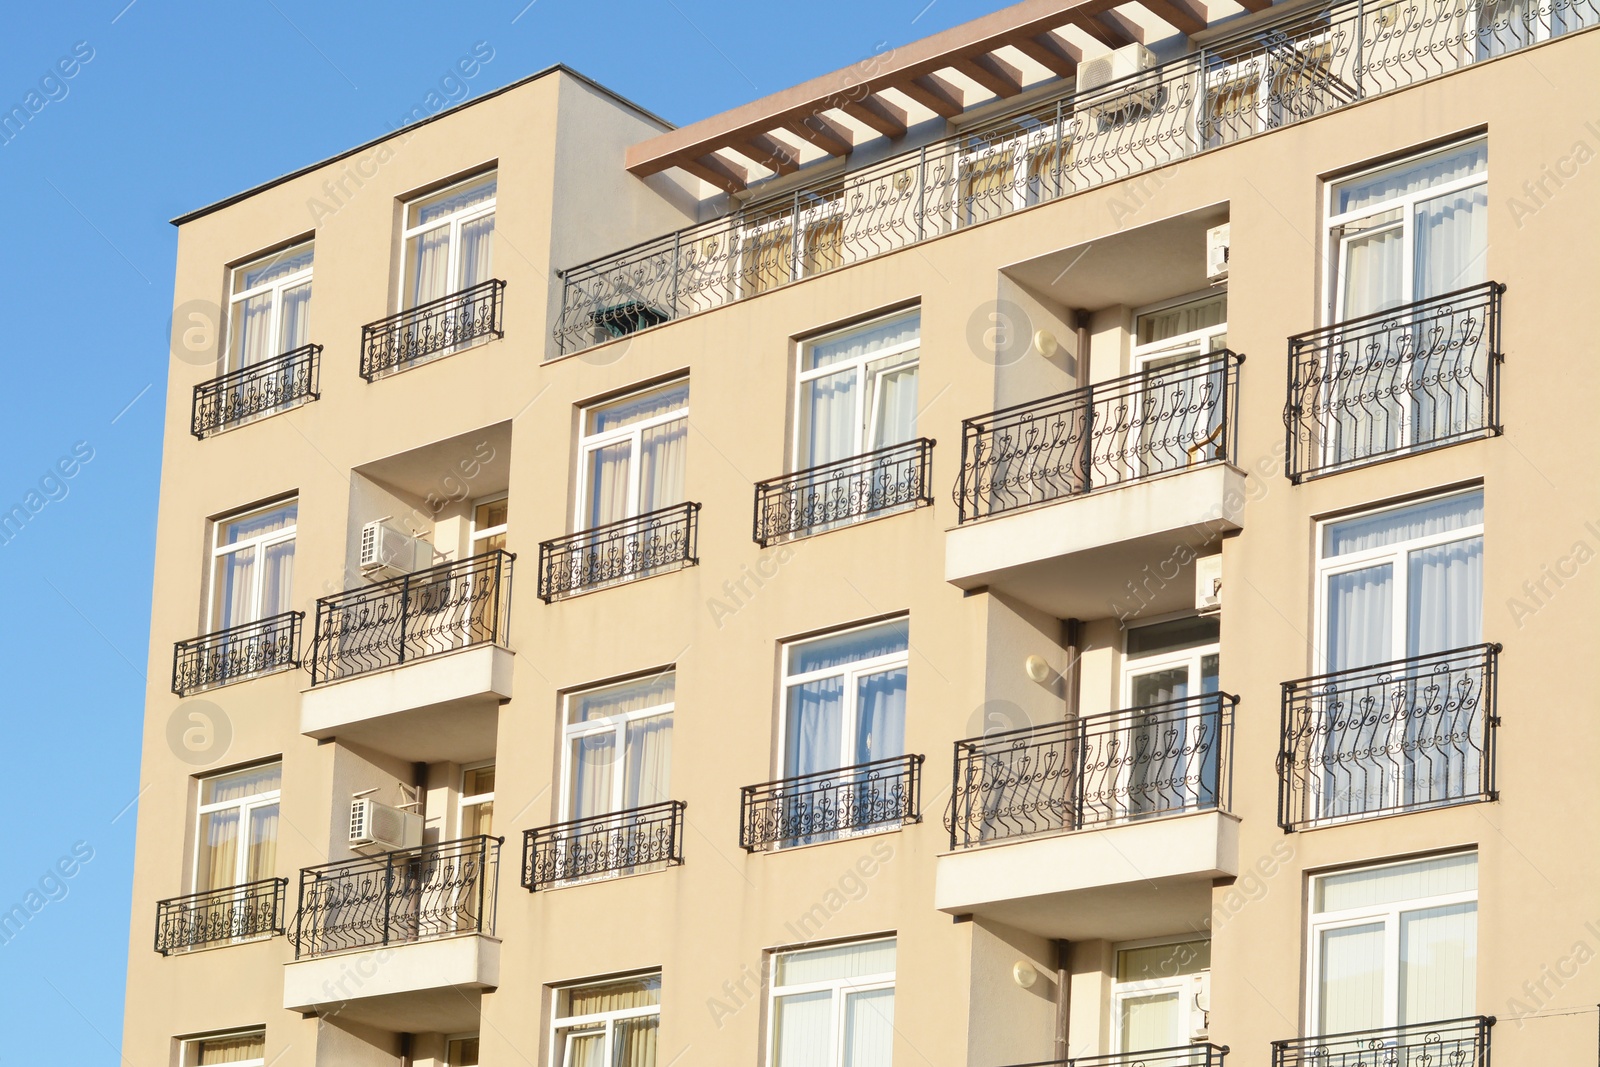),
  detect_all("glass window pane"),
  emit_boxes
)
[464,766,495,795]
[1414,185,1488,299]
[1318,923,1385,1035]
[413,175,497,227]
[1333,141,1487,215]
[1407,538,1483,656]
[457,211,496,290]
[624,714,673,807]
[1399,902,1477,1024]
[569,675,675,725]
[221,503,297,544]
[1120,990,1183,1053]
[406,225,452,308]
[1315,853,1478,912]
[446,1037,480,1066]
[855,668,907,765]
[231,290,277,369]
[195,1032,266,1064]
[196,810,239,892]
[585,441,634,529]
[777,939,897,984]
[212,545,257,629]
[804,311,920,371]
[260,539,294,619]
[237,245,312,292]
[773,990,832,1067]
[638,418,687,513]
[278,280,313,353]
[802,367,859,467]
[569,731,618,821]
[1126,616,1220,658]
[202,764,281,805]
[1324,491,1482,557]
[1339,221,1404,319]
[245,803,278,883]
[785,677,843,778]
[867,361,918,450]
[789,621,909,675]
[1136,293,1227,346]
[1117,939,1211,981]
[563,1031,605,1067]
[612,1016,658,1067]
[842,987,895,1067]
[1130,666,1190,707]
[589,383,690,435]
[474,500,508,531]
[565,975,662,1015]
[1325,563,1393,673]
